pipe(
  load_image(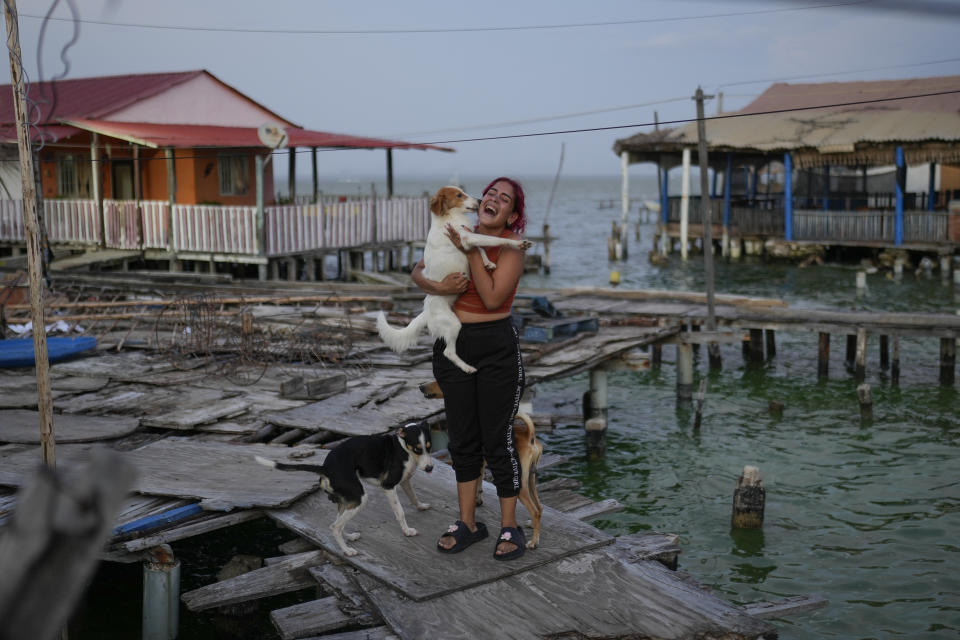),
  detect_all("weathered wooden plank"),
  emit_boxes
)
[358,545,775,640]
[267,460,612,602]
[309,564,368,610]
[0,440,320,511]
[55,384,224,416]
[114,510,264,554]
[181,550,325,611]
[140,397,250,429]
[0,409,139,443]
[565,498,624,520]
[122,439,321,510]
[742,594,828,619]
[296,627,397,640]
[51,350,176,379]
[539,489,594,513]
[268,380,442,437]
[270,596,353,640]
